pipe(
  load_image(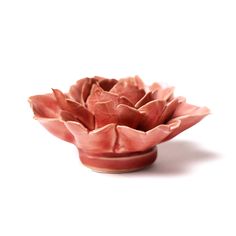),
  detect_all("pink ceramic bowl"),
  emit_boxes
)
[29,76,209,173]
